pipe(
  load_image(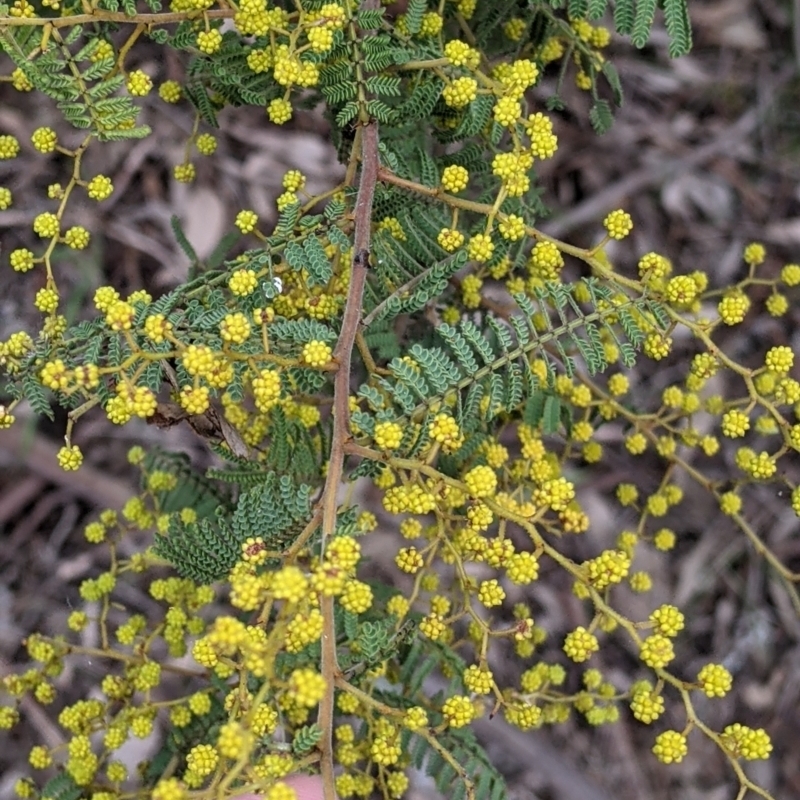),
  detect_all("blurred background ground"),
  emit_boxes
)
[2,1,800,798]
